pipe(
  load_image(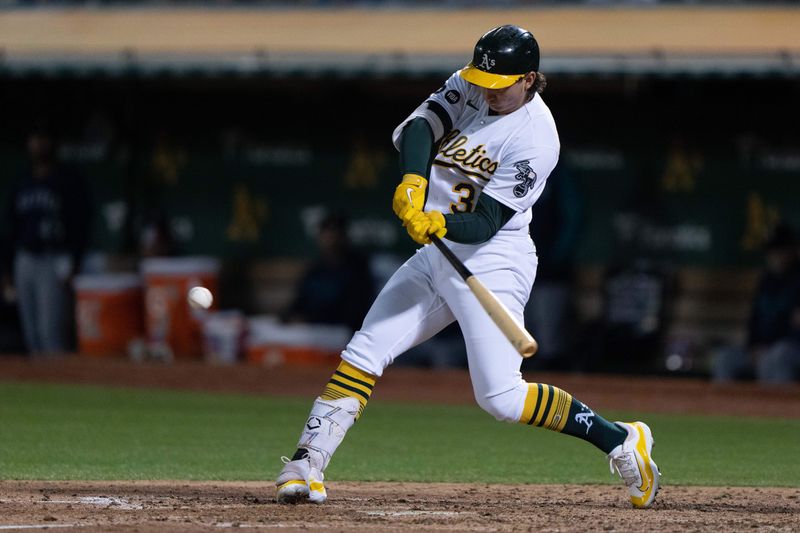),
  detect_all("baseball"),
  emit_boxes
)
[187,286,213,310]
